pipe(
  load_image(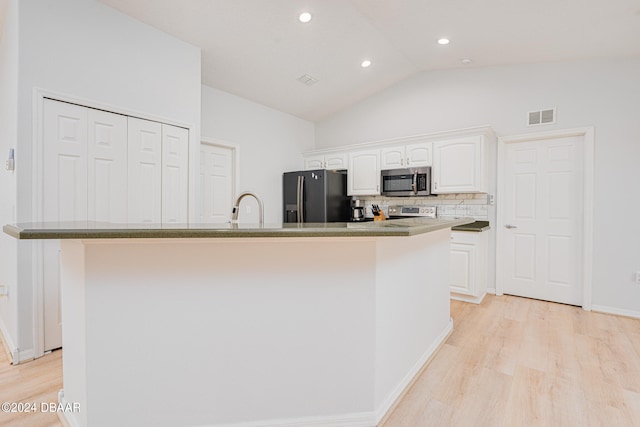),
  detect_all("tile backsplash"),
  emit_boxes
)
[355,194,490,220]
